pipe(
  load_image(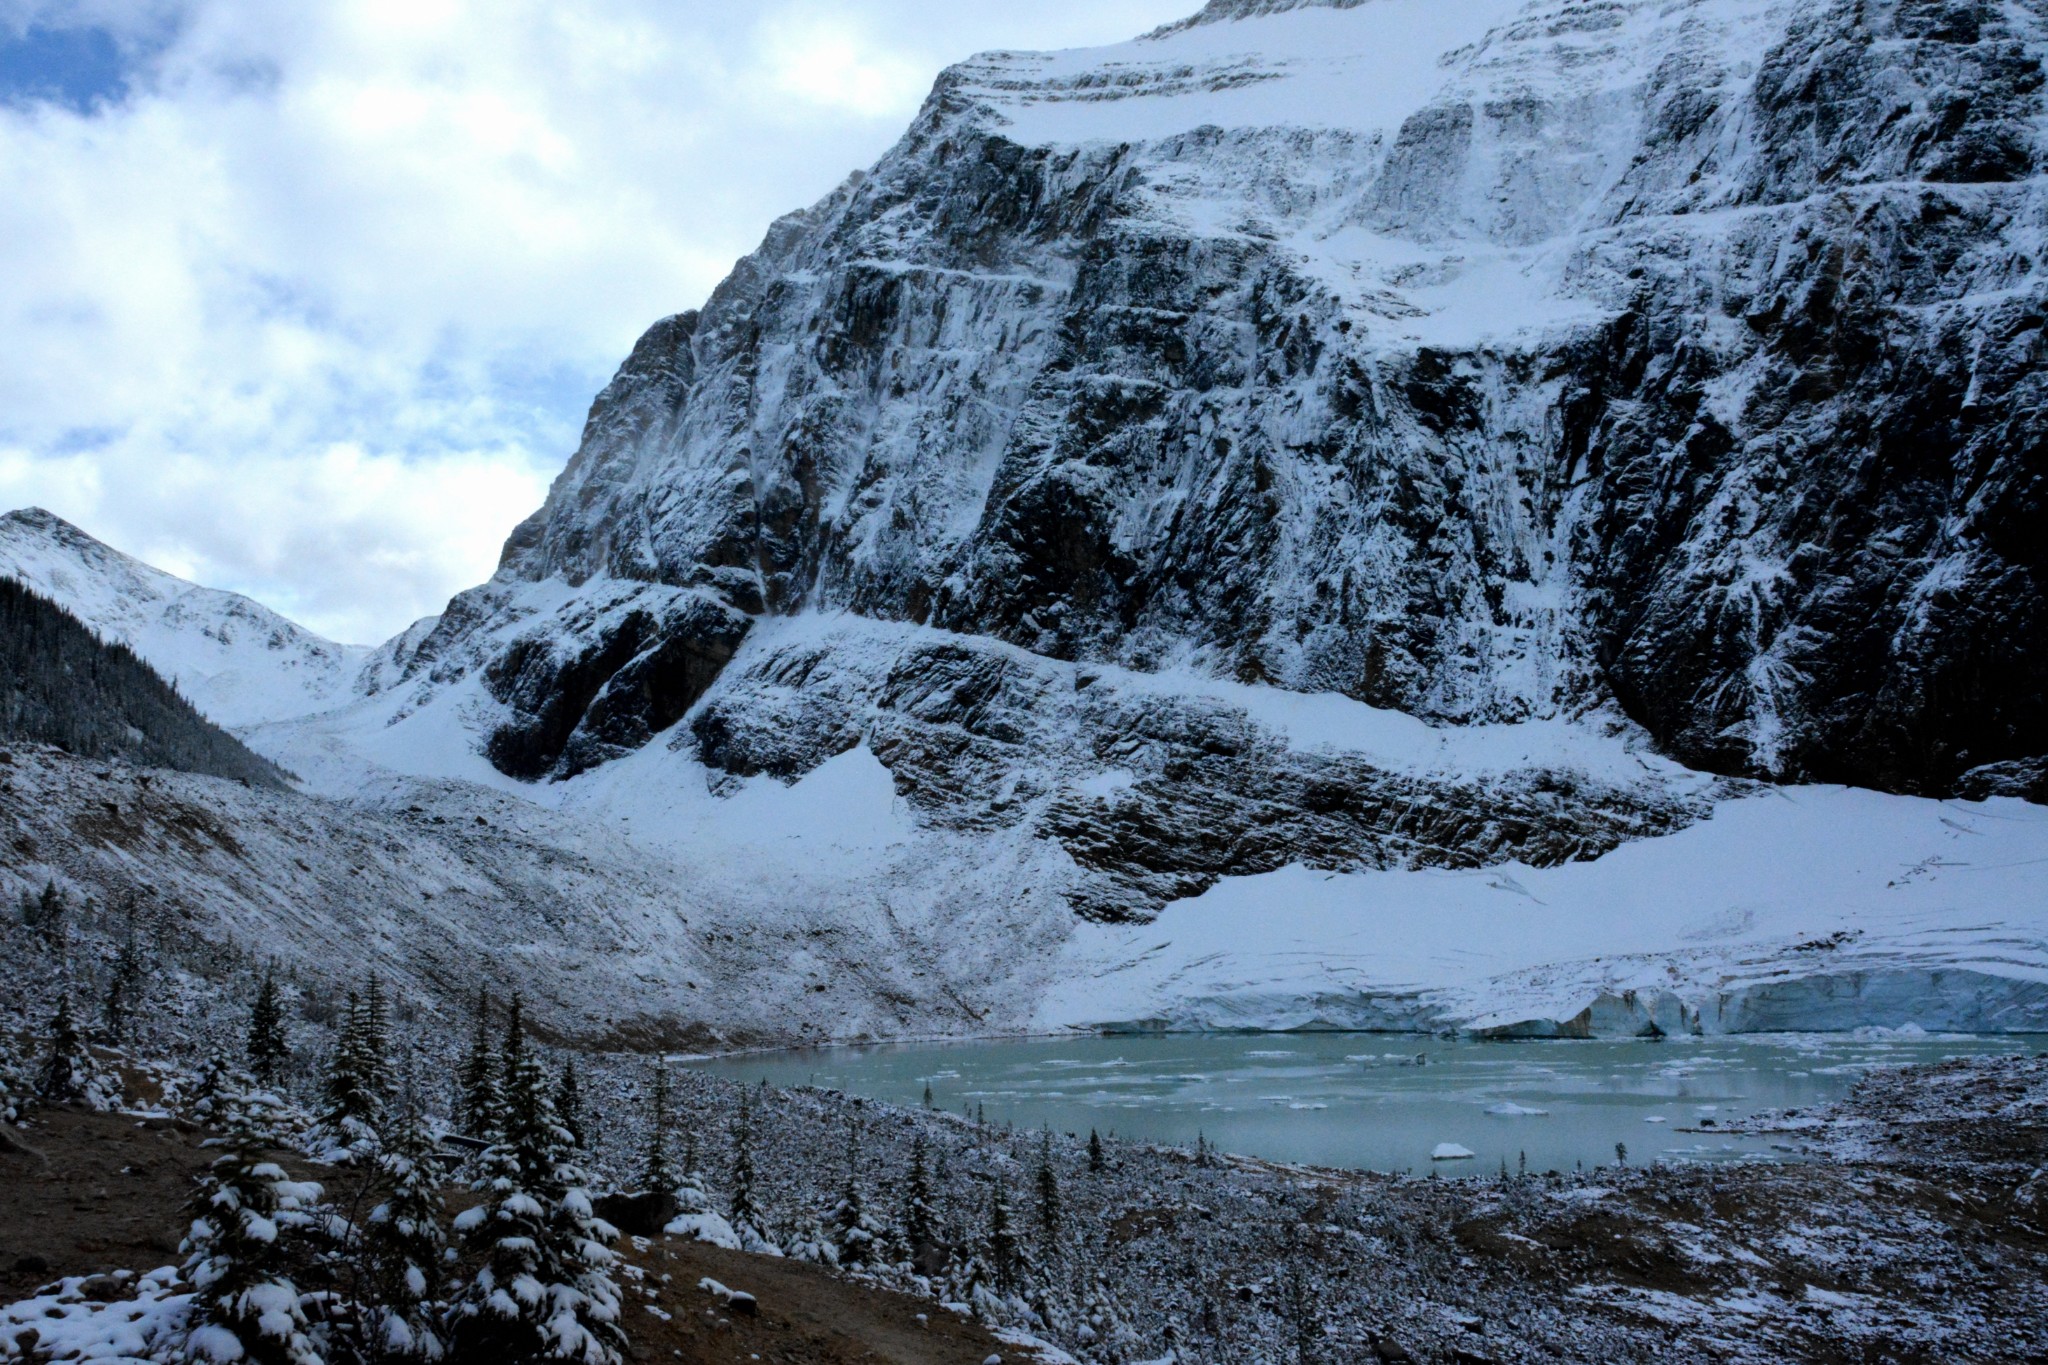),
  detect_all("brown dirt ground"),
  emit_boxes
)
[0,1103,208,1302]
[614,1236,1015,1365]
[1,1104,1020,1364]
